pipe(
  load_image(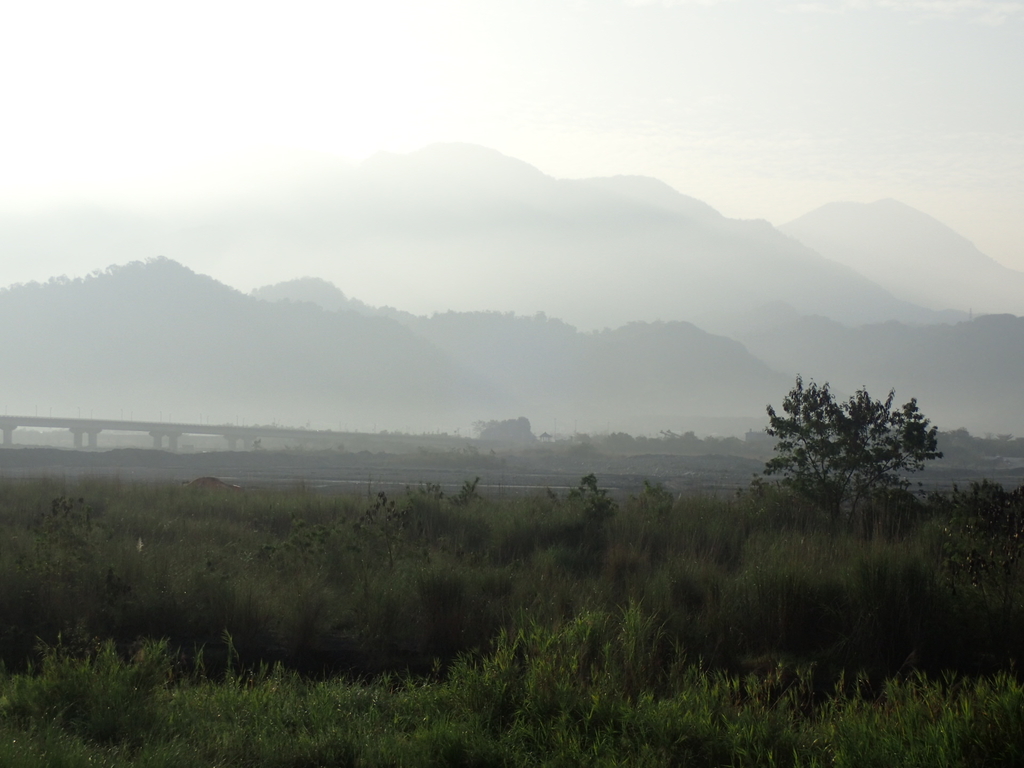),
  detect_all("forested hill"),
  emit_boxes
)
[737,313,1024,435]
[2,259,789,434]
[781,199,1024,317]
[0,259,488,431]
[401,311,790,434]
[256,273,1024,437]
[0,143,947,330]
[8,257,1019,438]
